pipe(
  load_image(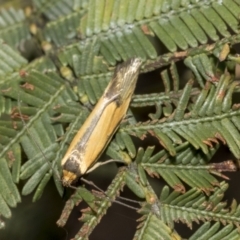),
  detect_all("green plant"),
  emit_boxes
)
[0,0,240,239]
